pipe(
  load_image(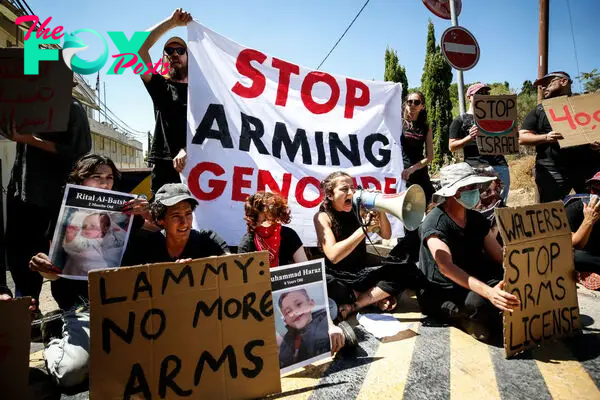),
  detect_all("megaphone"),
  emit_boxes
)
[352,185,426,231]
